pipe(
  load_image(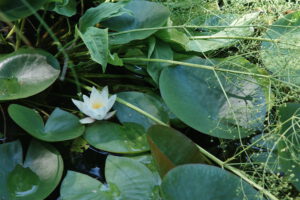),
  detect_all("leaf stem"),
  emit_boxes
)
[123,57,271,78]
[189,35,280,43]
[196,144,279,200]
